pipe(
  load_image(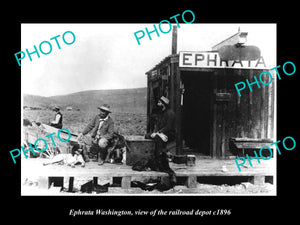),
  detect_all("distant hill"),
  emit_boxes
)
[23,87,147,114]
